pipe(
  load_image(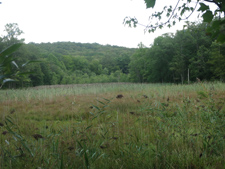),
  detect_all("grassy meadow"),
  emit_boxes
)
[0,82,225,169]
